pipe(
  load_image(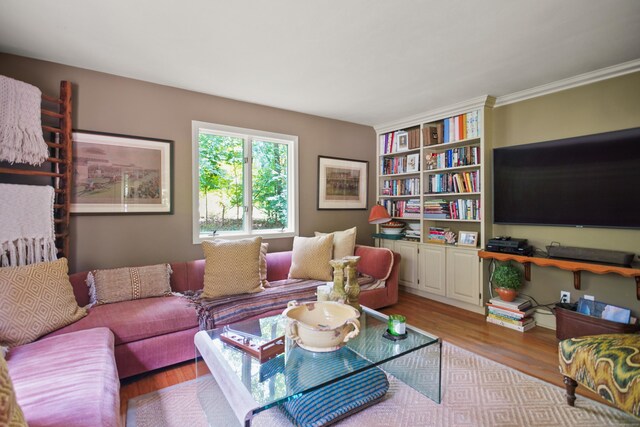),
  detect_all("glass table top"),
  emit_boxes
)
[196,306,441,415]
